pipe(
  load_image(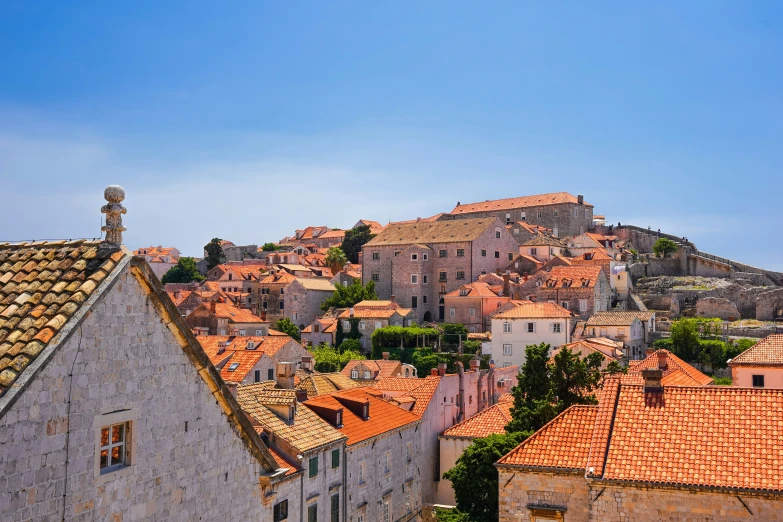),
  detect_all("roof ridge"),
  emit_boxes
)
[585,378,621,478]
